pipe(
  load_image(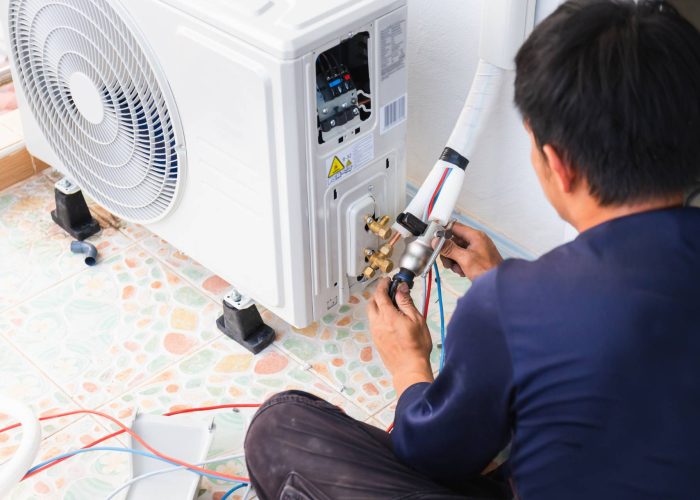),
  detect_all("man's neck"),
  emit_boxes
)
[572,194,685,233]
